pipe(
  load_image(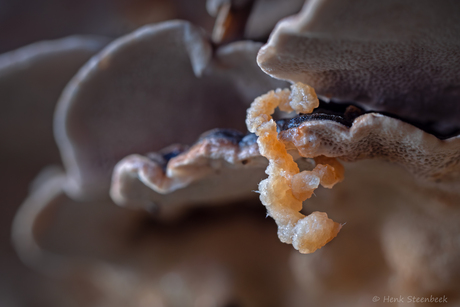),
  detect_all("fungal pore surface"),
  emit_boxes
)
[246,82,344,254]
